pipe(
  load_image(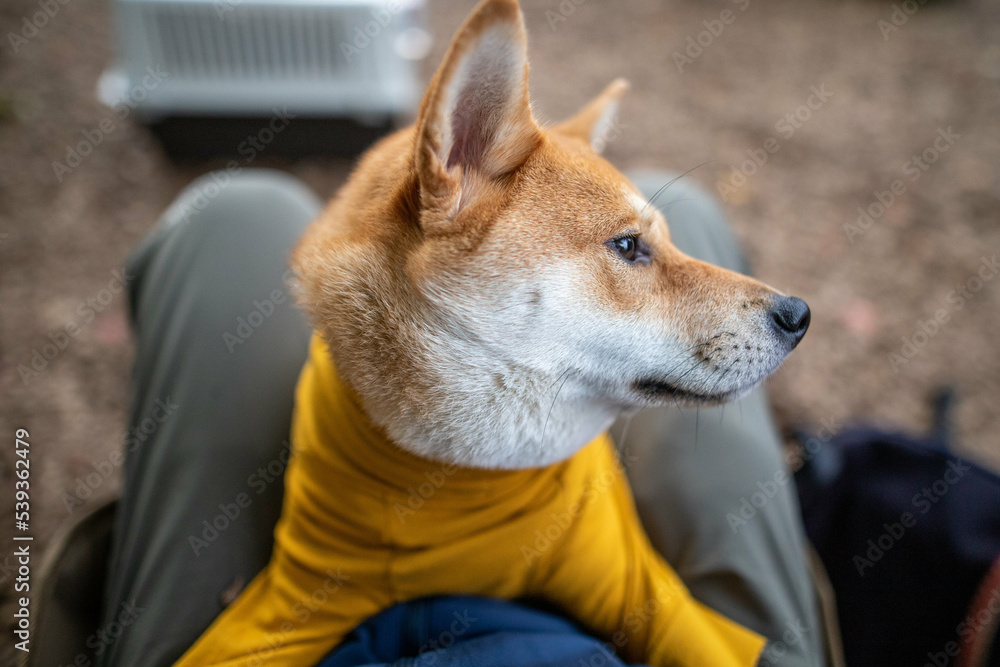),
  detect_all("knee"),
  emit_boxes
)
[124,170,322,322]
[160,169,322,232]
